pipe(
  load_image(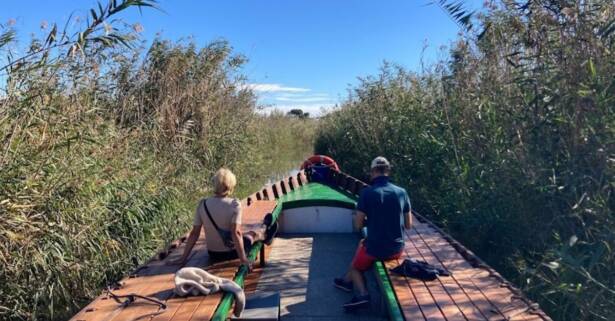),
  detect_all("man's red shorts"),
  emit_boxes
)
[351,242,402,271]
